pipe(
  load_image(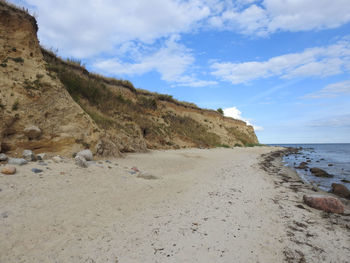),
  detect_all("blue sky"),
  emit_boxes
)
[10,0,350,143]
